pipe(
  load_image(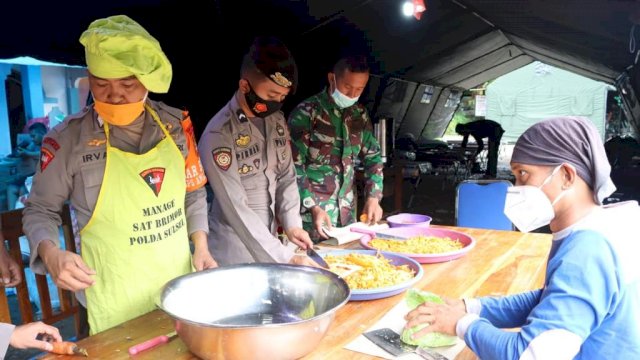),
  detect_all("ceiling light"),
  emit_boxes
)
[402,2,414,17]
[402,1,427,20]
